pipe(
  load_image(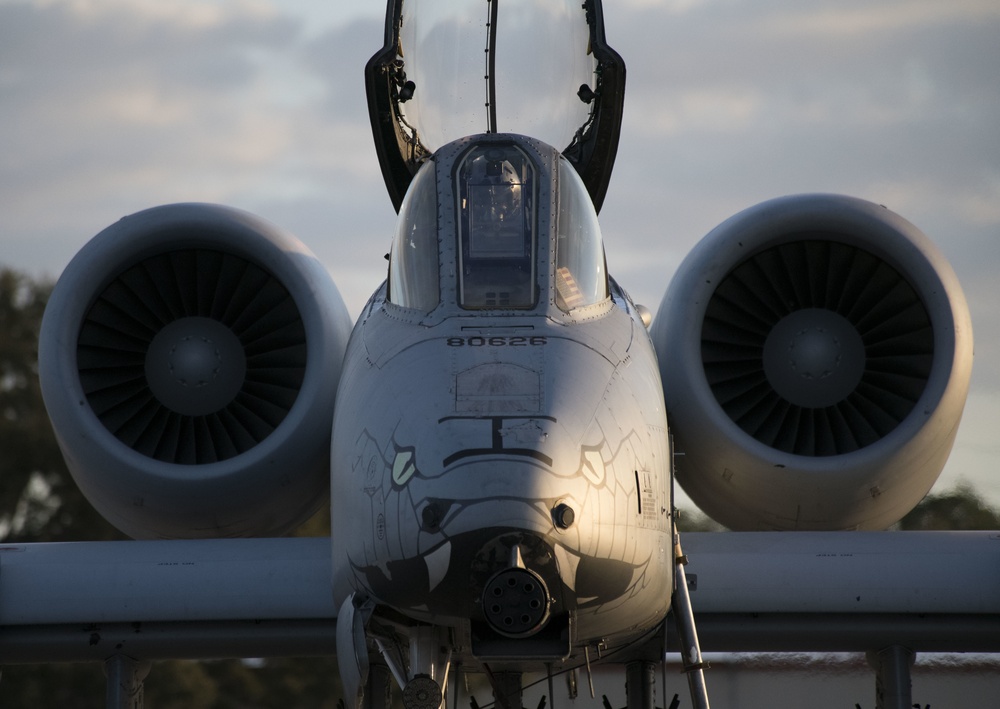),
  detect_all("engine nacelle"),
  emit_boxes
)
[652,195,973,530]
[39,204,353,539]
